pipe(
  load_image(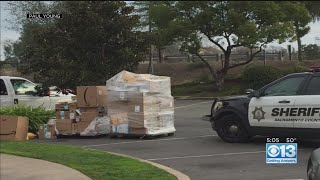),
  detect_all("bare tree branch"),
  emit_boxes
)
[224,33,231,47]
[227,44,264,70]
[203,33,226,53]
[195,52,217,79]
